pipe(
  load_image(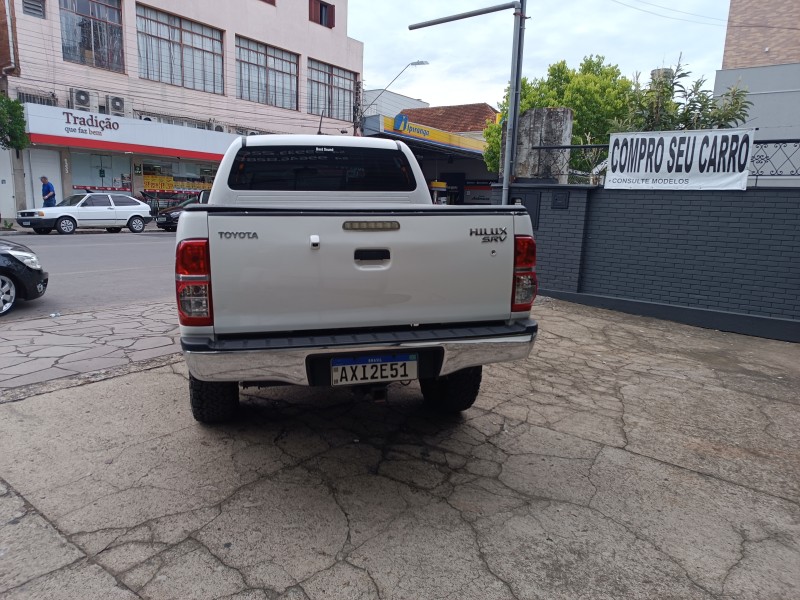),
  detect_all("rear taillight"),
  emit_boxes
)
[512,235,537,312]
[176,239,213,326]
